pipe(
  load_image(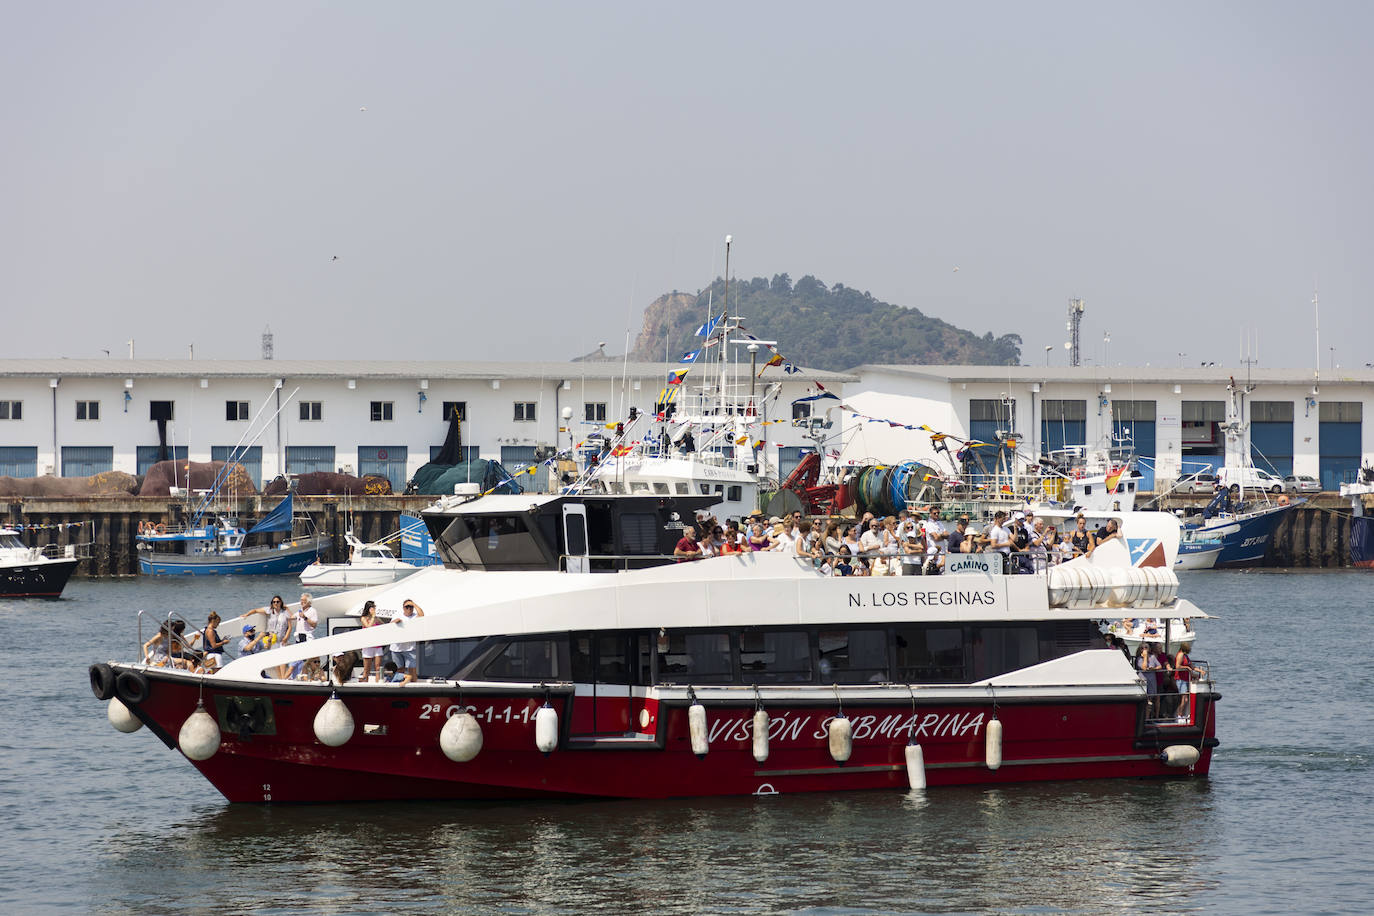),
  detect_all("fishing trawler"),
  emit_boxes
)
[136,493,328,576]
[91,489,1216,803]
